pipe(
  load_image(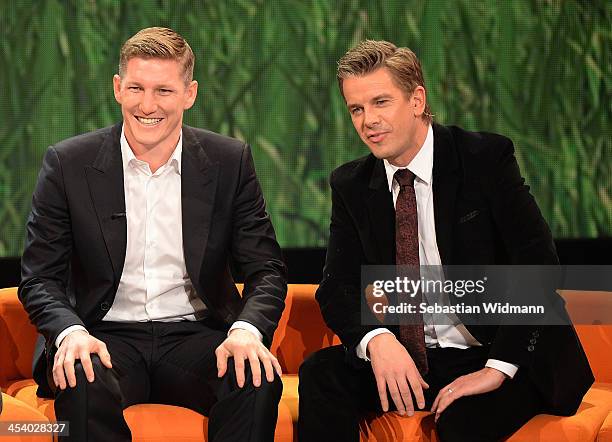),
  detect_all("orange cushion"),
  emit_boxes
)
[598,412,612,442]
[359,411,438,442]
[0,393,51,441]
[10,382,55,422]
[575,325,612,384]
[270,285,340,374]
[0,288,37,388]
[10,381,294,441]
[281,374,299,422]
[506,383,612,442]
